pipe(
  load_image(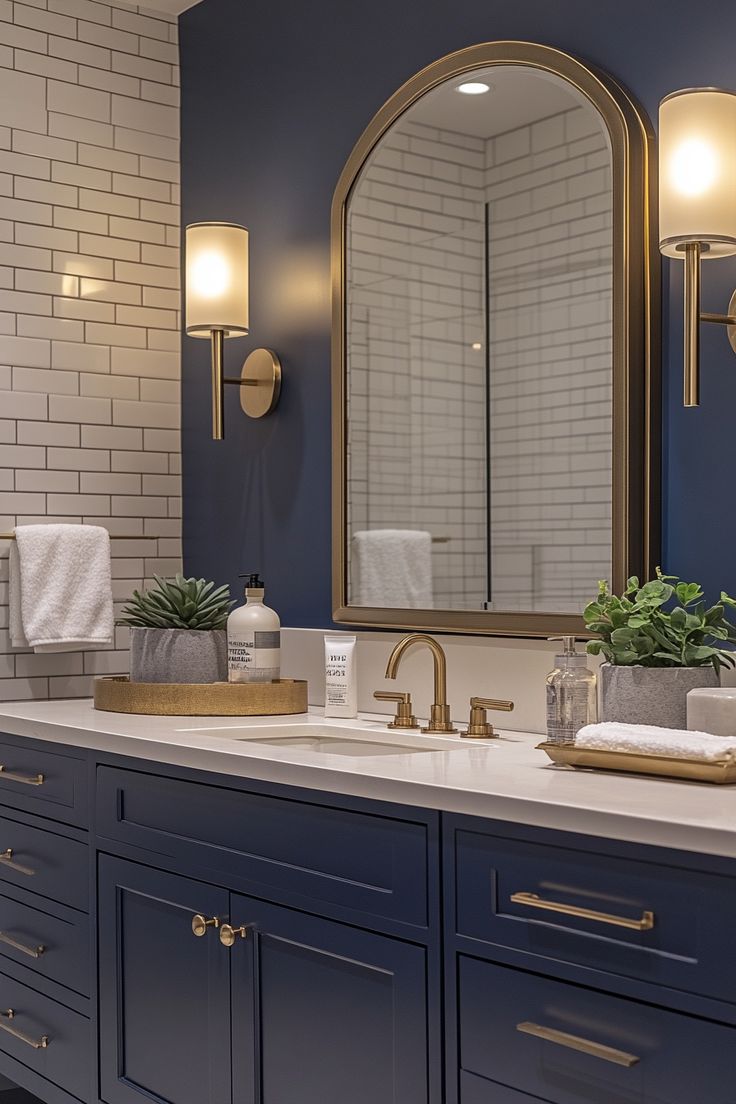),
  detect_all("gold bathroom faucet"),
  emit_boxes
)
[383,633,457,734]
